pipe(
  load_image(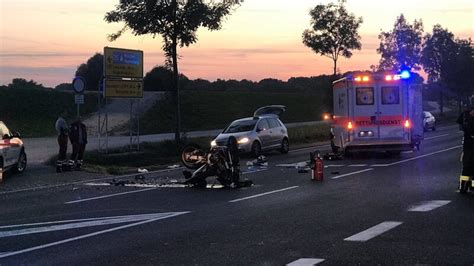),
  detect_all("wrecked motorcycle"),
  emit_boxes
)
[181,136,251,188]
